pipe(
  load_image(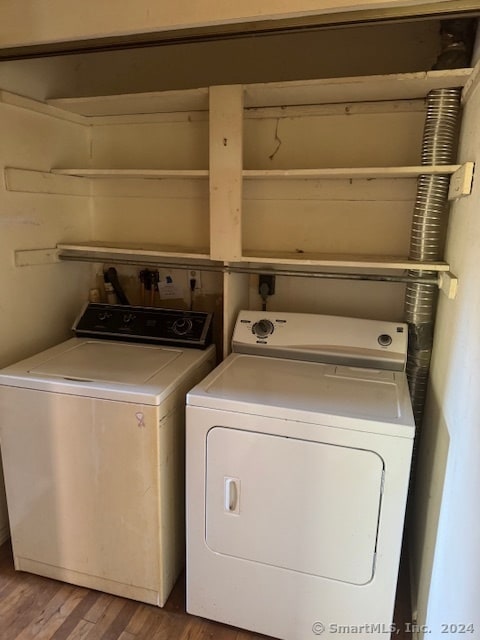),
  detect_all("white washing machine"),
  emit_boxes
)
[0,303,215,606]
[186,310,415,640]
